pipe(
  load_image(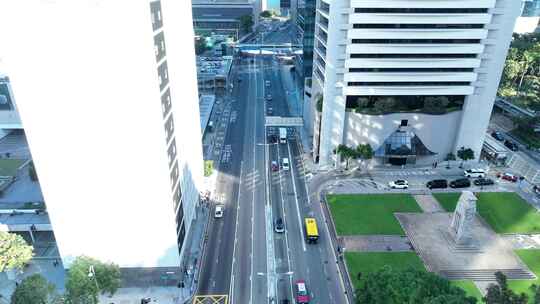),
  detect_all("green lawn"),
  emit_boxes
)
[451,280,483,301]
[327,194,422,235]
[345,252,425,290]
[508,250,540,303]
[433,192,540,234]
[477,192,540,234]
[433,193,462,212]
[0,159,26,177]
